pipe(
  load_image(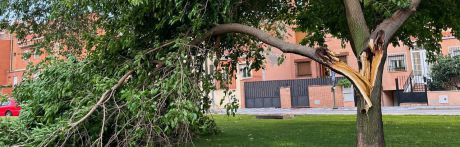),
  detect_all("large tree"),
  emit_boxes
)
[1,0,460,146]
[194,1,460,146]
